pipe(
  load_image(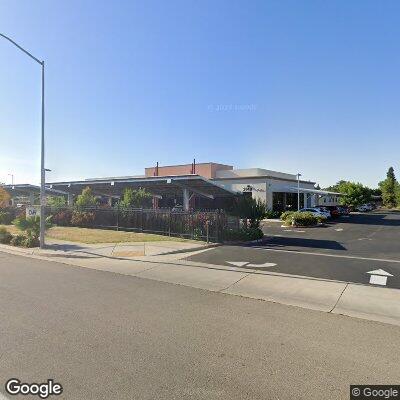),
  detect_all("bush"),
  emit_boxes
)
[223,227,264,242]
[265,210,282,219]
[291,212,318,226]
[71,211,95,226]
[233,197,267,228]
[280,211,295,222]
[51,210,72,226]
[23,235,40,248]
[10,234,27,247]
[0,211,13,225]
[0,227,12,244]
